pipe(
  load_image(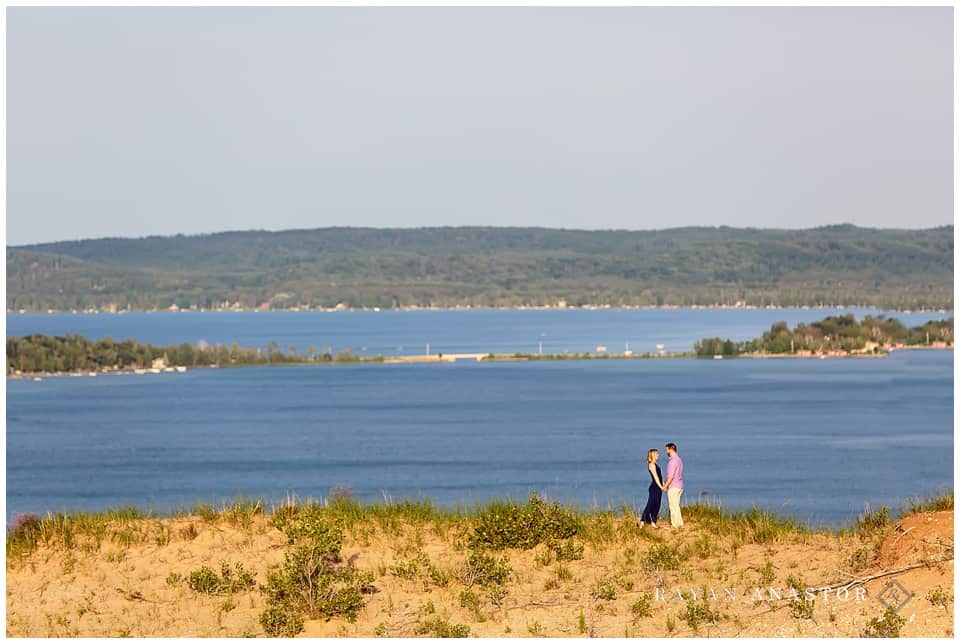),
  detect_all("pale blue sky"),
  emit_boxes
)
[7,7,954,245]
